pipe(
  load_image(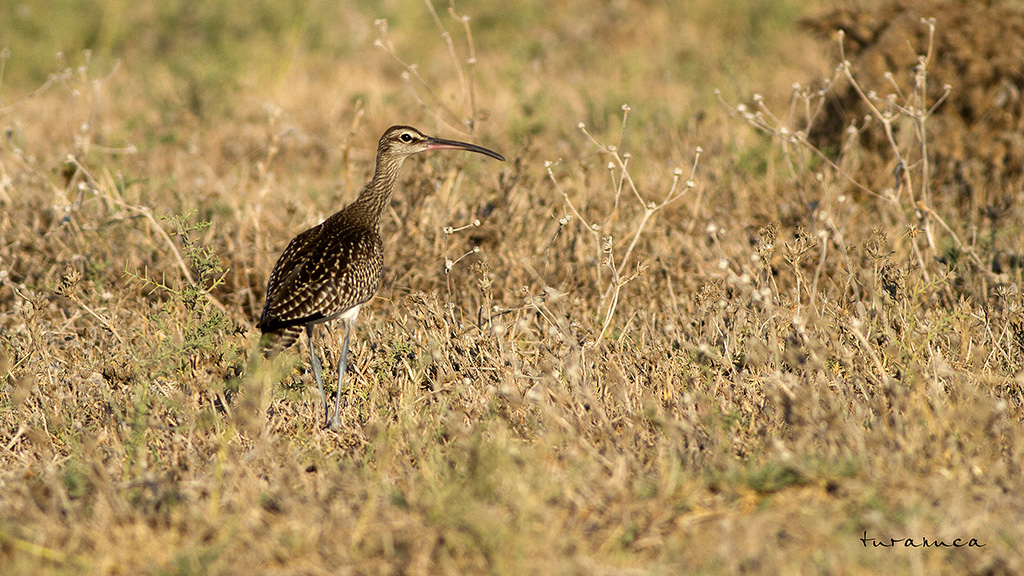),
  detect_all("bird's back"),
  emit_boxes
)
[258,208,383,353]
